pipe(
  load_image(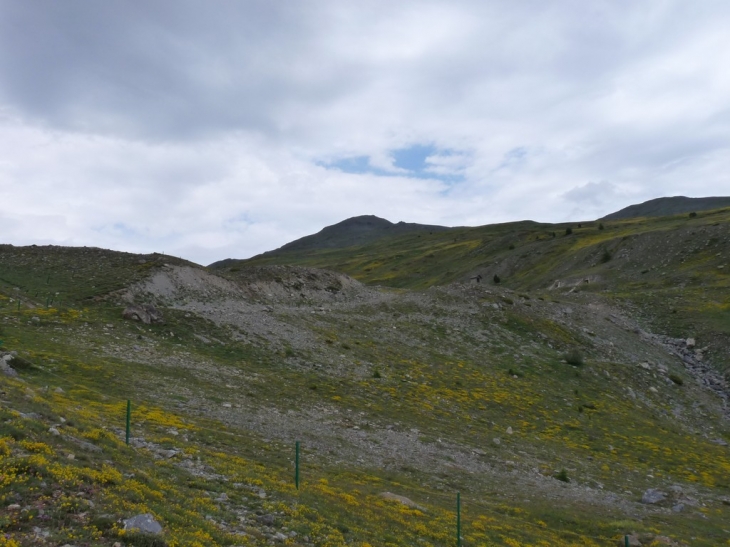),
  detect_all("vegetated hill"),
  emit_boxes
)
[234,208,730,370]
[601,195,730,220]
[1,234,730,546]
[209,215,448,268]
